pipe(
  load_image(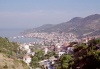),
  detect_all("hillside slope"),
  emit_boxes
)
[25,14,100,37]
[0,53,29,69]
[0,37,29,69]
